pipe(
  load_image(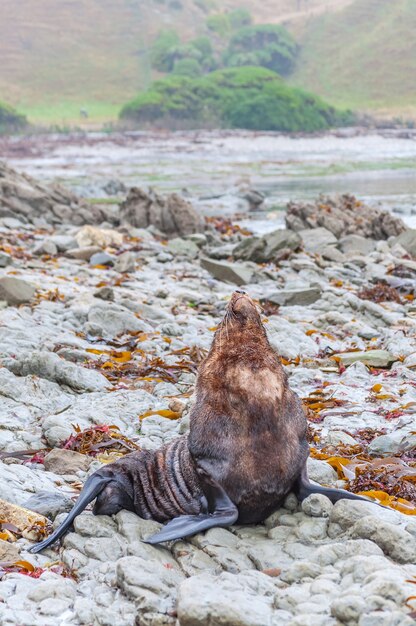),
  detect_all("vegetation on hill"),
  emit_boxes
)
[120,66,354,132]
[0,101,27,133]
[150,17,298,79]
[224,24,298,76]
